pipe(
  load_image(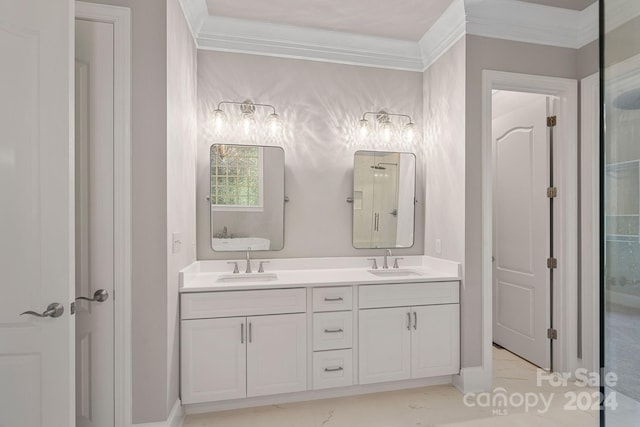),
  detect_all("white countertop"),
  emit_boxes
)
[180,256,461,292]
